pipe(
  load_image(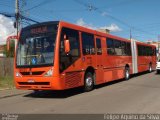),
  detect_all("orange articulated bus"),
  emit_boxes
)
[12,21,156,91]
